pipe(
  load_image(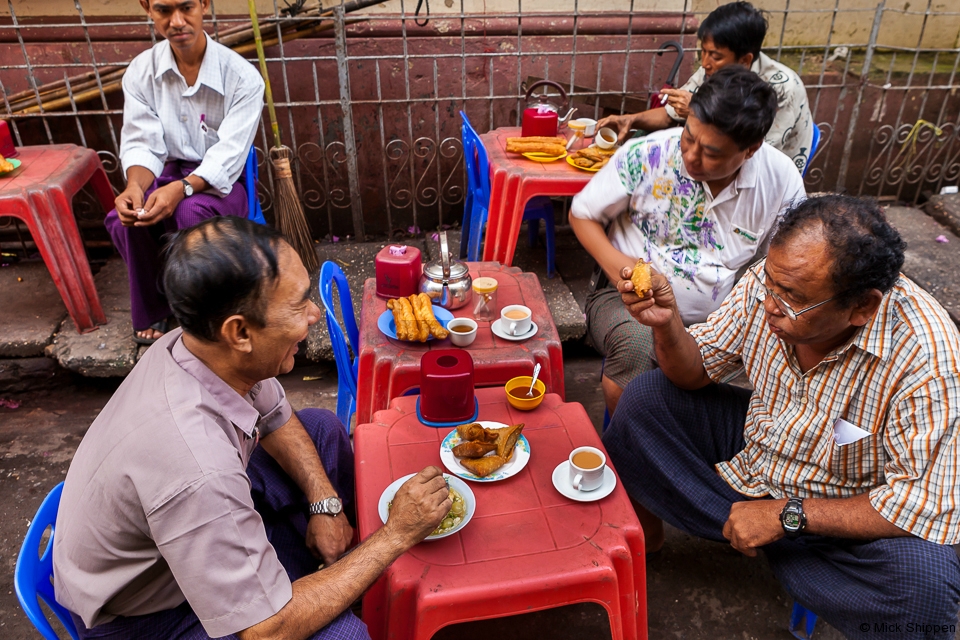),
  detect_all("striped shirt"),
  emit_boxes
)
[690,264,960,544]
[120,33,264,195]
